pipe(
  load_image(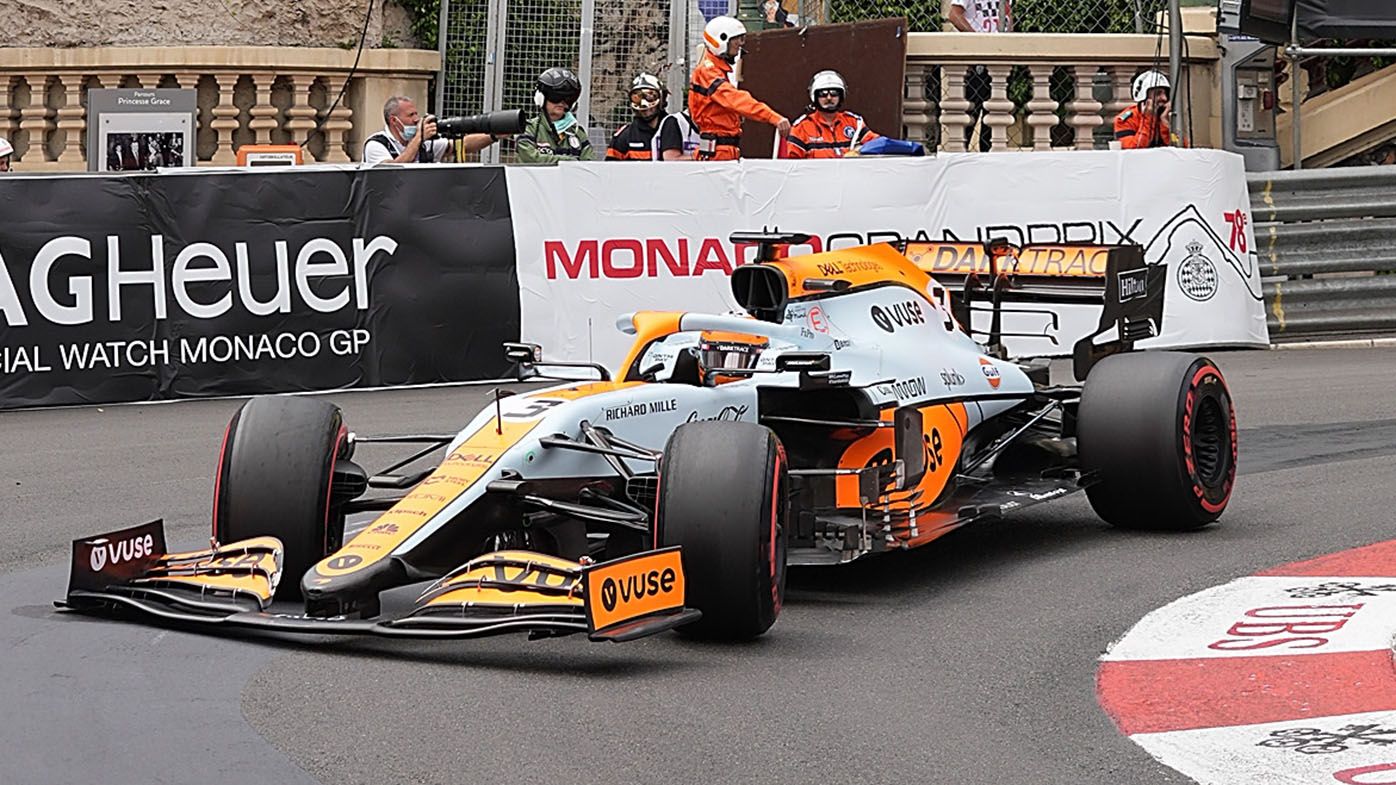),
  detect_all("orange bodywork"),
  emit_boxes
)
[616,311,686,380]
[836,402,971,548]
[774,242,935,300]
